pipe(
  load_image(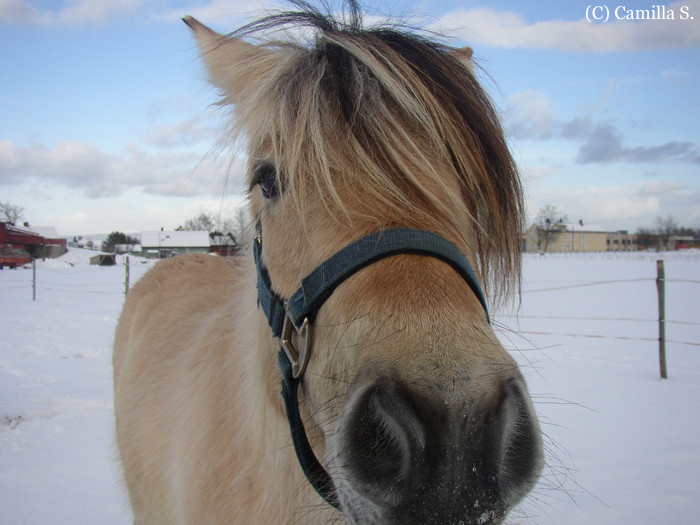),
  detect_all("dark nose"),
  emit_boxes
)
[337,376,542,523]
